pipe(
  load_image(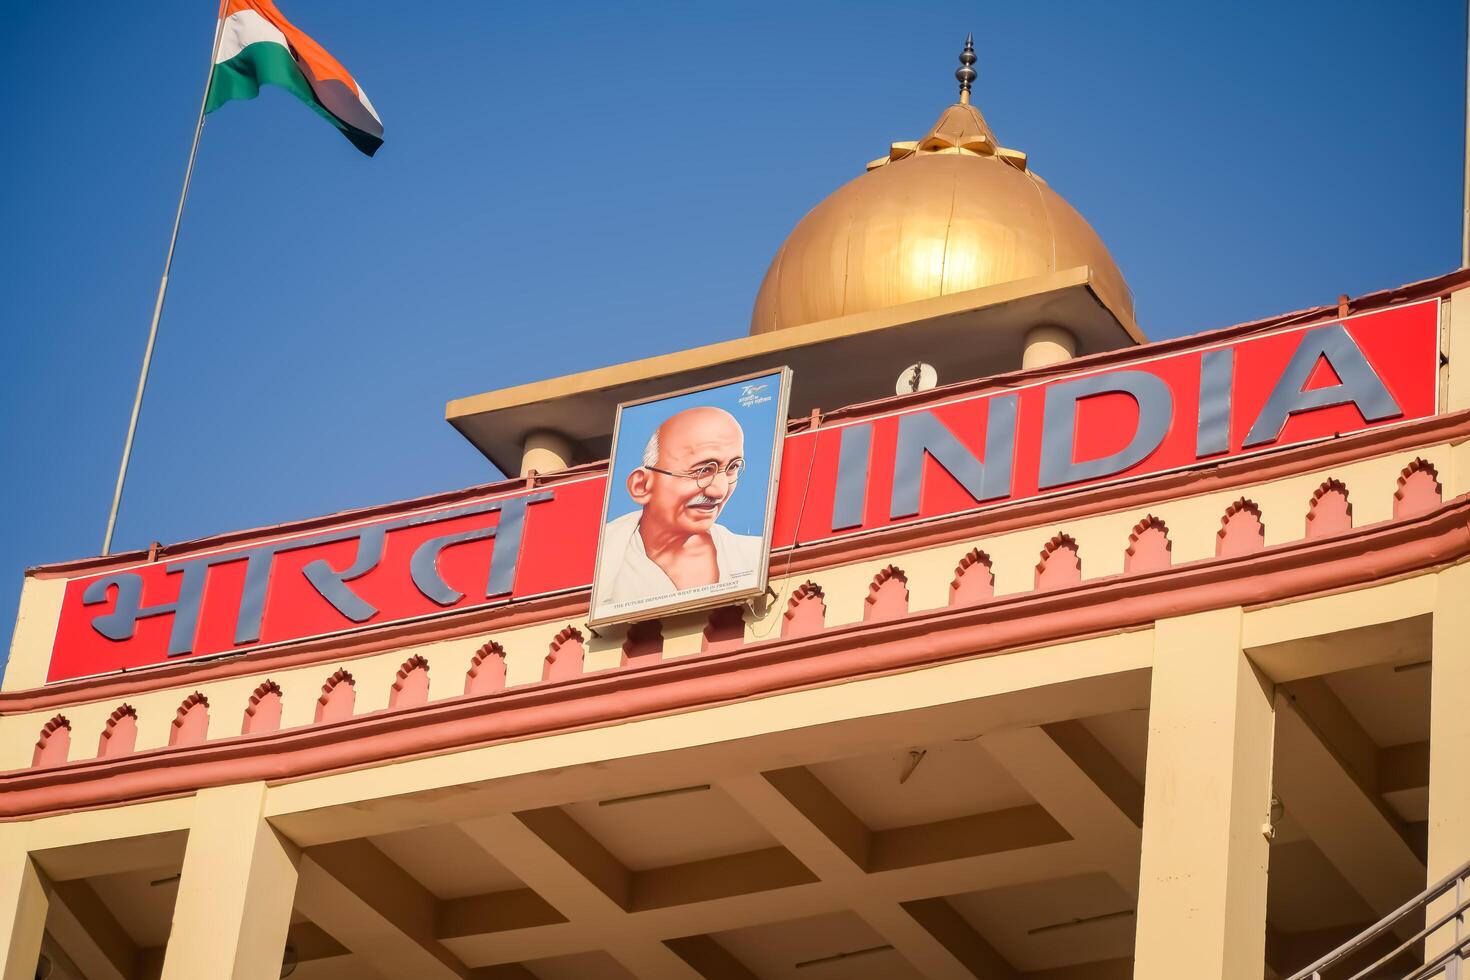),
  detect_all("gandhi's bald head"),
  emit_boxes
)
[641,407,741,468]
[627,407,745,536]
